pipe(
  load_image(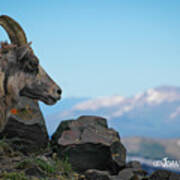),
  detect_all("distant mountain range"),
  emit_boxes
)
[122,137,180,160]
[123,137,180,173]
[40,85,180,138]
